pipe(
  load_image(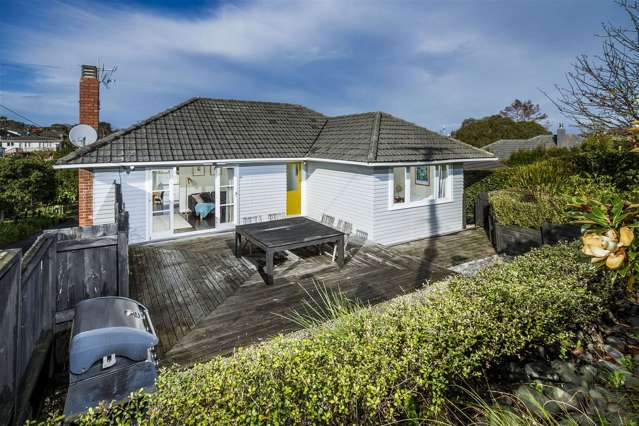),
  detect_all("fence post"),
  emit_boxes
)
[117,211,129,298]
